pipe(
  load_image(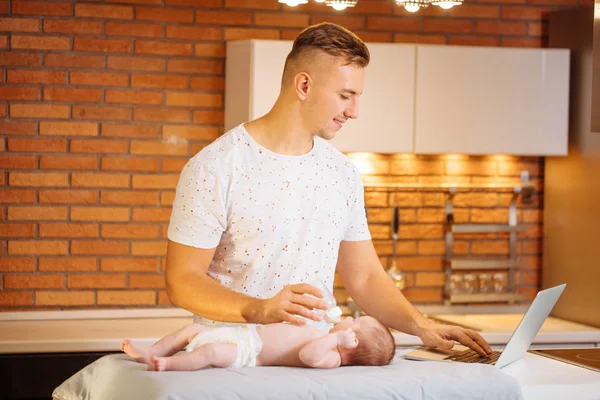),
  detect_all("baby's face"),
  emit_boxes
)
[330,315,374,333]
